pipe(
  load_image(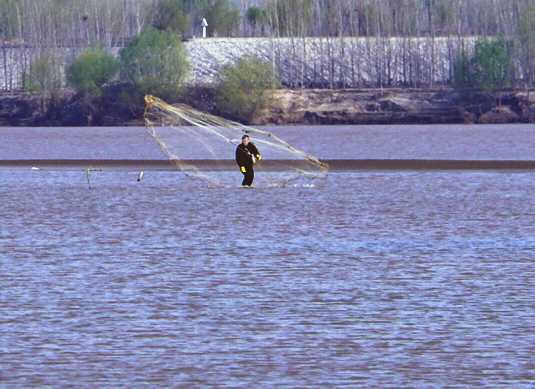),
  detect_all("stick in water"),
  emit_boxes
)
[86,168,92,189]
